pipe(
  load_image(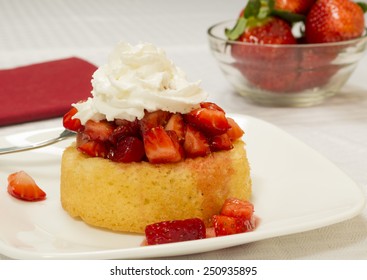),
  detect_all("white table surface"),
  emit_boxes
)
[0,0,366,260]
